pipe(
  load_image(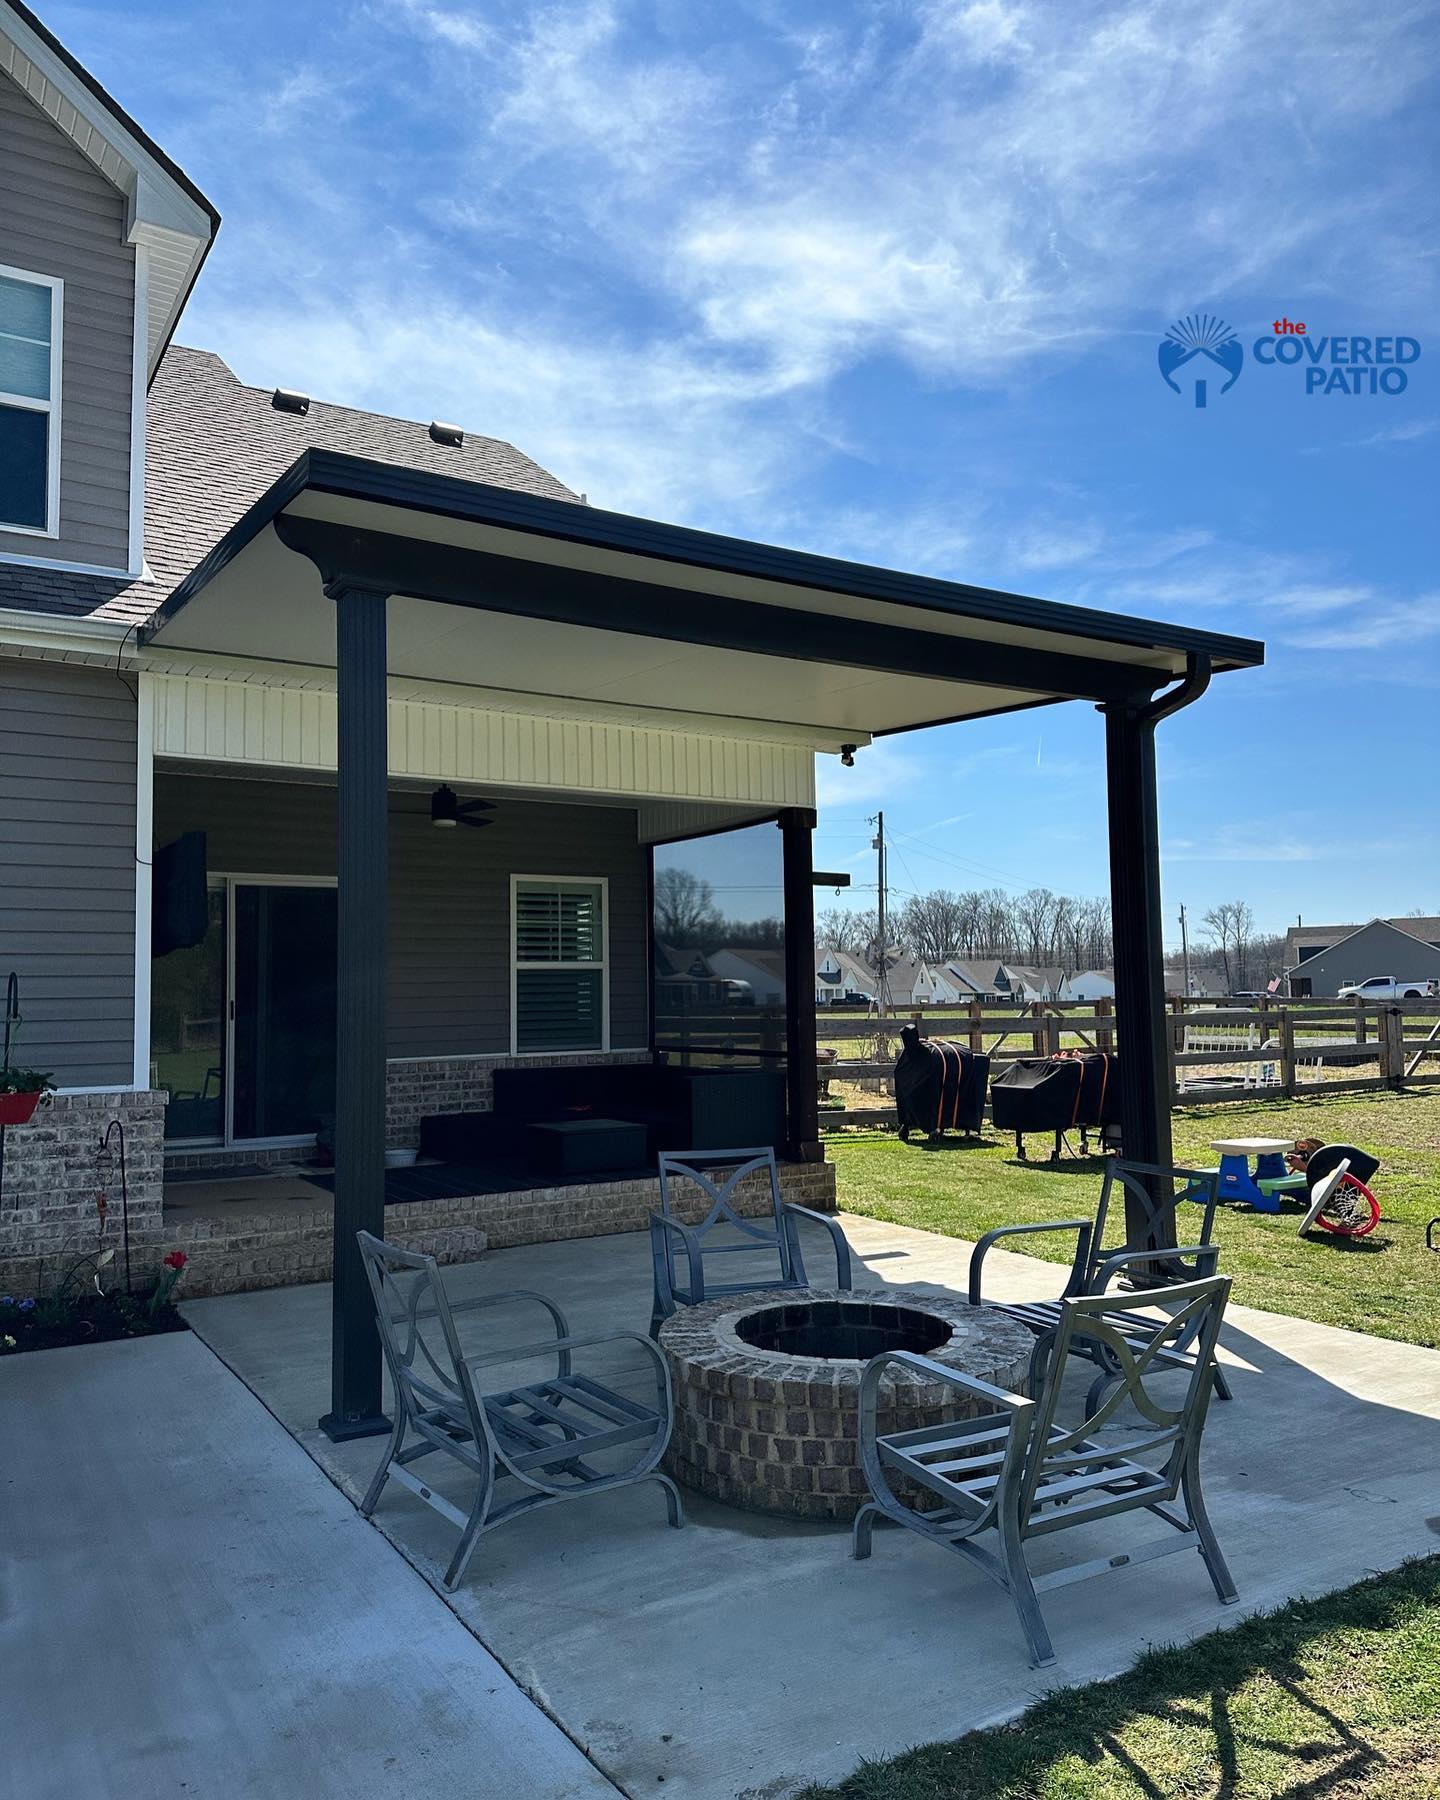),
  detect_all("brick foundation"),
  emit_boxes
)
[173,1159,837,1299]
[0,1091,167,1297]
